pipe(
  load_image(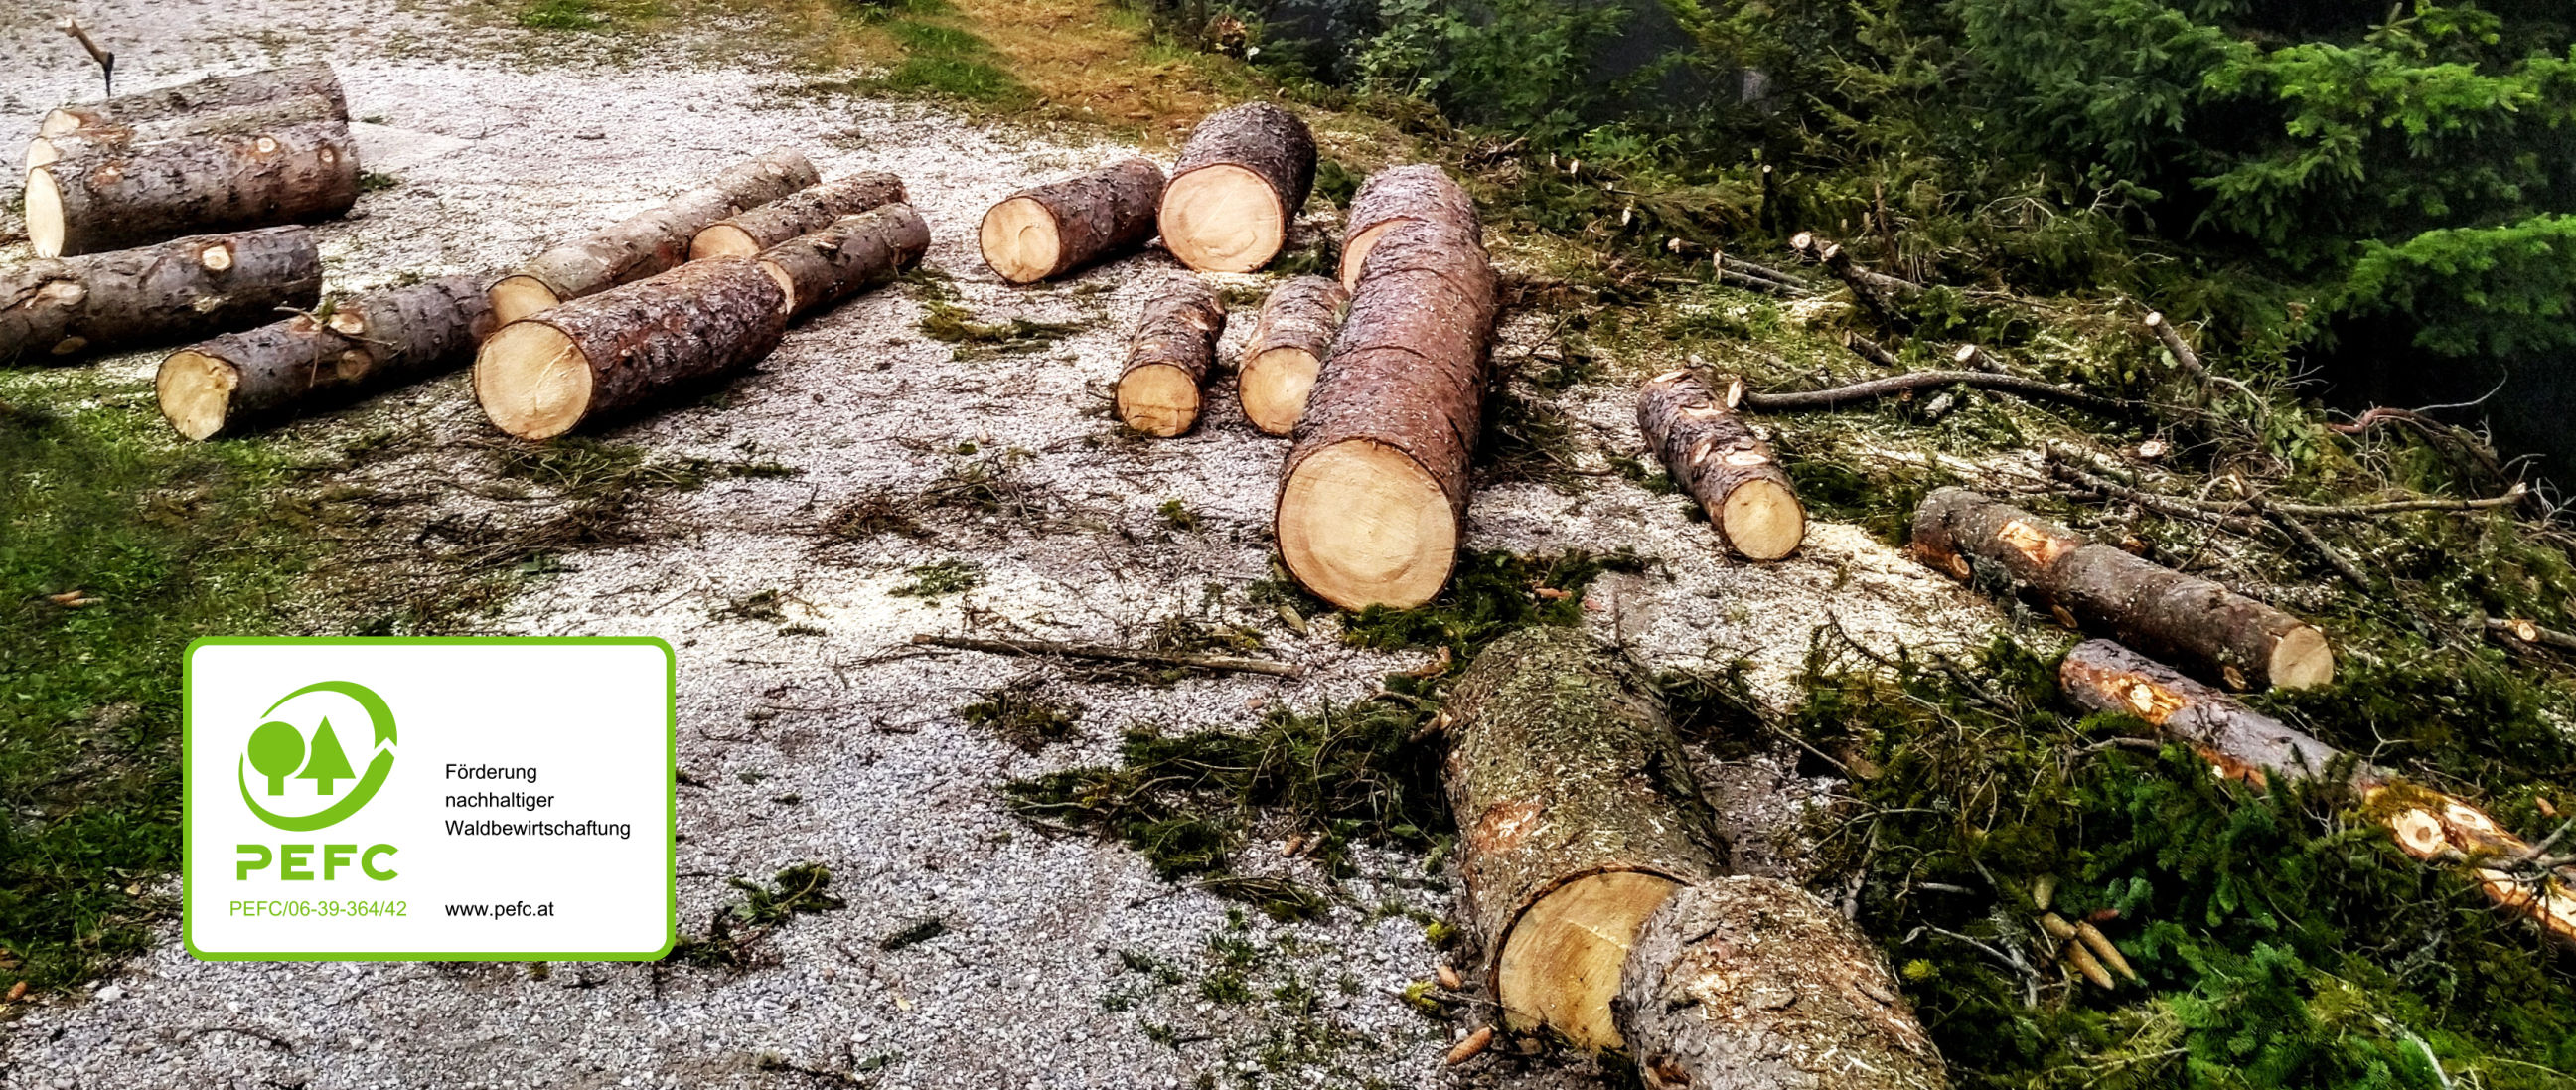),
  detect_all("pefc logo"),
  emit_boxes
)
[237,680,398,833]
